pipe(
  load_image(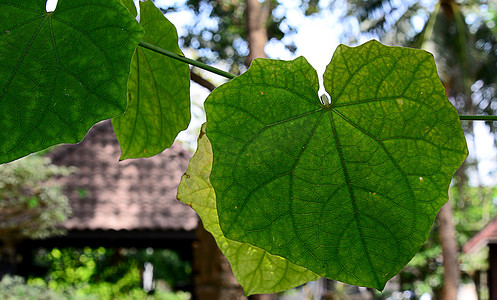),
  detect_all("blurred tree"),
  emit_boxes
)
[28,247,192,299]
[335,1,497,298]
[338,0,497,131]
[396,186,496,298]
[0,155,74,277]
[163,0,296,74]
